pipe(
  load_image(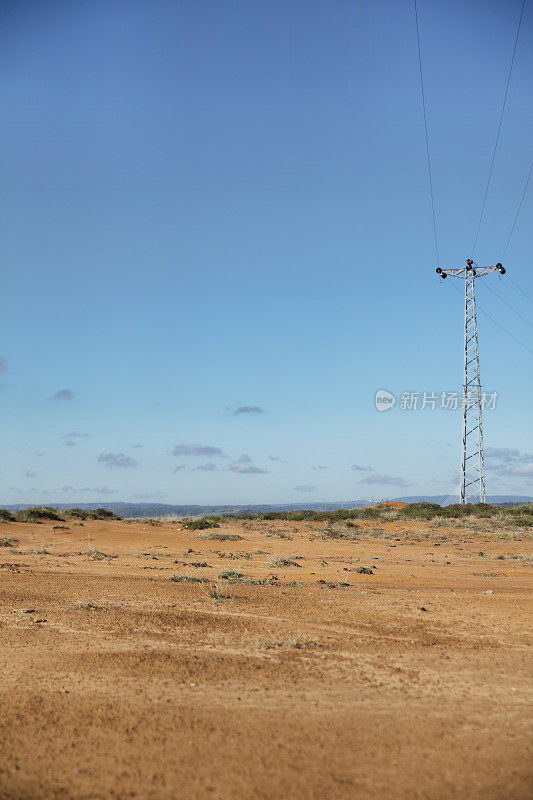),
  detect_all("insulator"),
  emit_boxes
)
[436,267,442,274]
